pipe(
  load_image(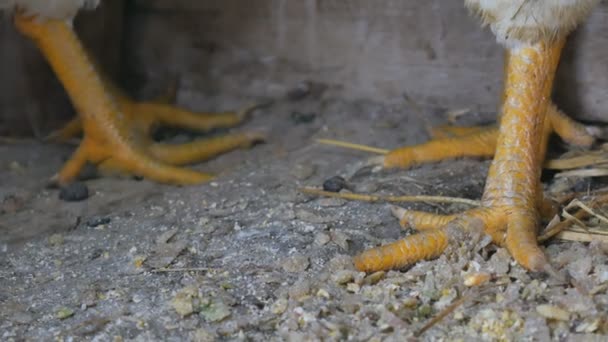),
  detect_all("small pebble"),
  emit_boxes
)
[331,270,355,285]
[417,304,432,318]
[86,216,111,228]
[402,297,418,308]
[339,297,361,314]
[379,324,393,333]
[200,300,231,323]
[290,111,317,124]
[523,316,551,340]
[567,255,593,281]
[488,248,511,275]
[271,298,288,315]
[191,328,216,342]
[322,176,348,192]
[327,255,354,272]
[346,283,360,293]
[594,264,608,283]
[48,234,64,247]
[56,307,75,320]
[363,271,386,285]
[536,304,570,321]
[316,289,331,299]
[353,271,366,285]
[290,164,316,180]
[556,288,594,314]
[59,182,89,202]
[282,255,310,273]
[170,287,197,317]
[330,231,350,250]
[575,318,600,333]
[314,232,331,246]
[464,272,492,287]
[288,279,311,300]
